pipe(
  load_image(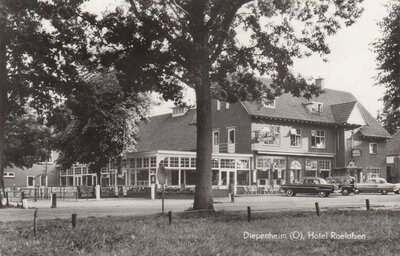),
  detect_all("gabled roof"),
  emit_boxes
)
[241,89,357,124]
[134,109,197,152]
[330,101,357,124]
[387,130,400,155]
[241,88,390,138]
